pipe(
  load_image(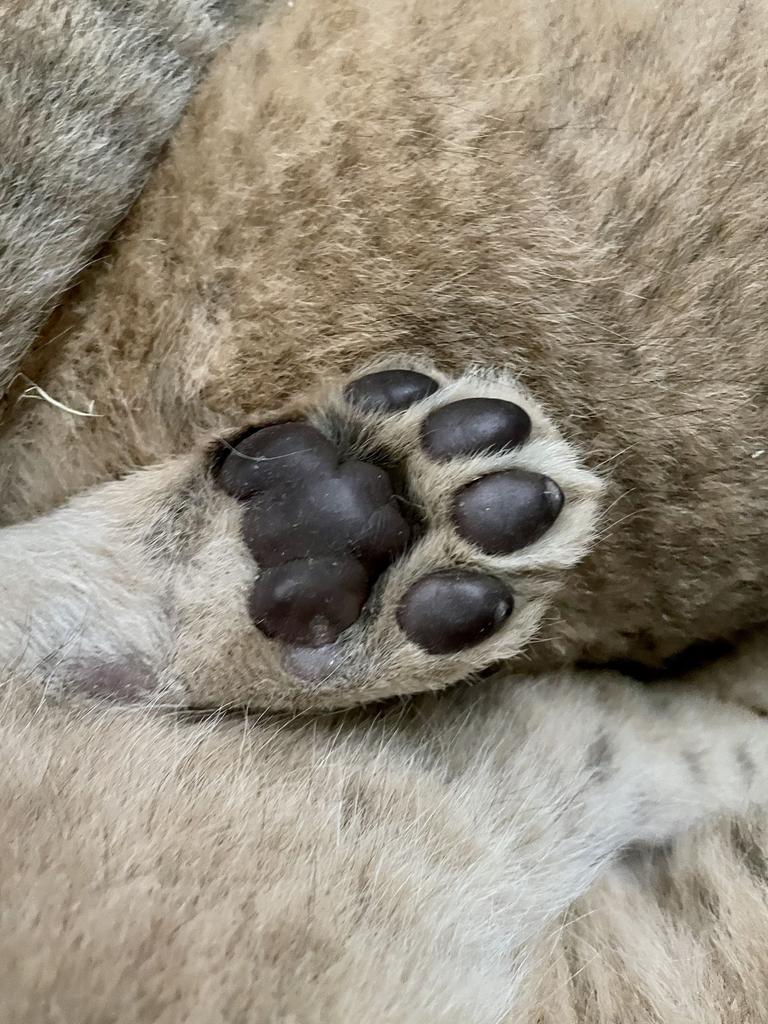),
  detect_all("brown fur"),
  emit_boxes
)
[0,0,269,397]
[3,0,768,1020]
[4,0,768,674]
